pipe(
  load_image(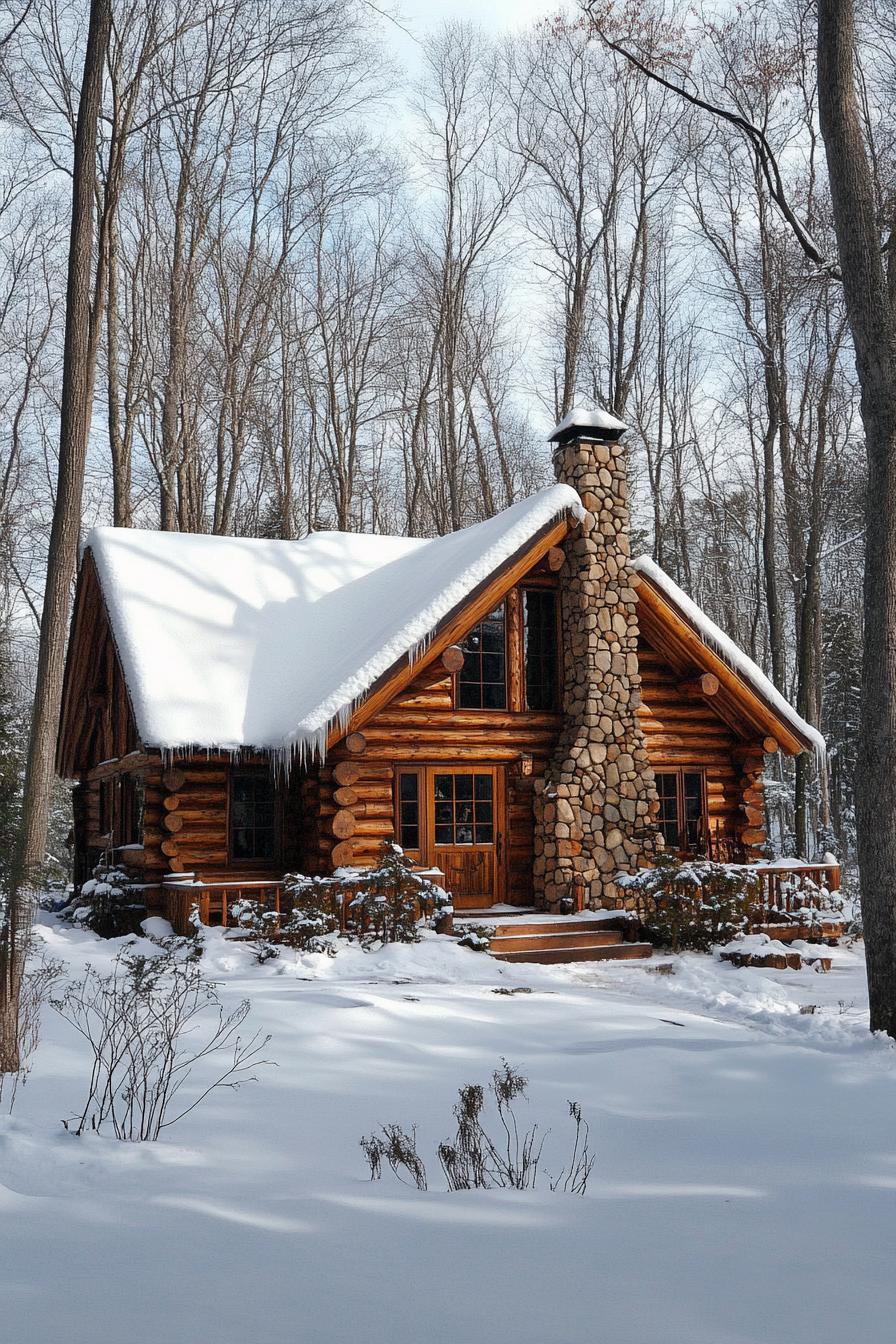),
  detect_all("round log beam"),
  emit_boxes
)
[344,732,367,756]
[333,761,361,786]
[331,840,355,867]
[441,644,465,674]
[762,736,779,755]
[162,767,186,792]
[332,809,357,840]
[167,857,185,873]
[161,839,180,858]
[163,795,181,812]
[333,786,359,807]
[678,672,720,697]
[546,546,565,572]
[163,812,184,834]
